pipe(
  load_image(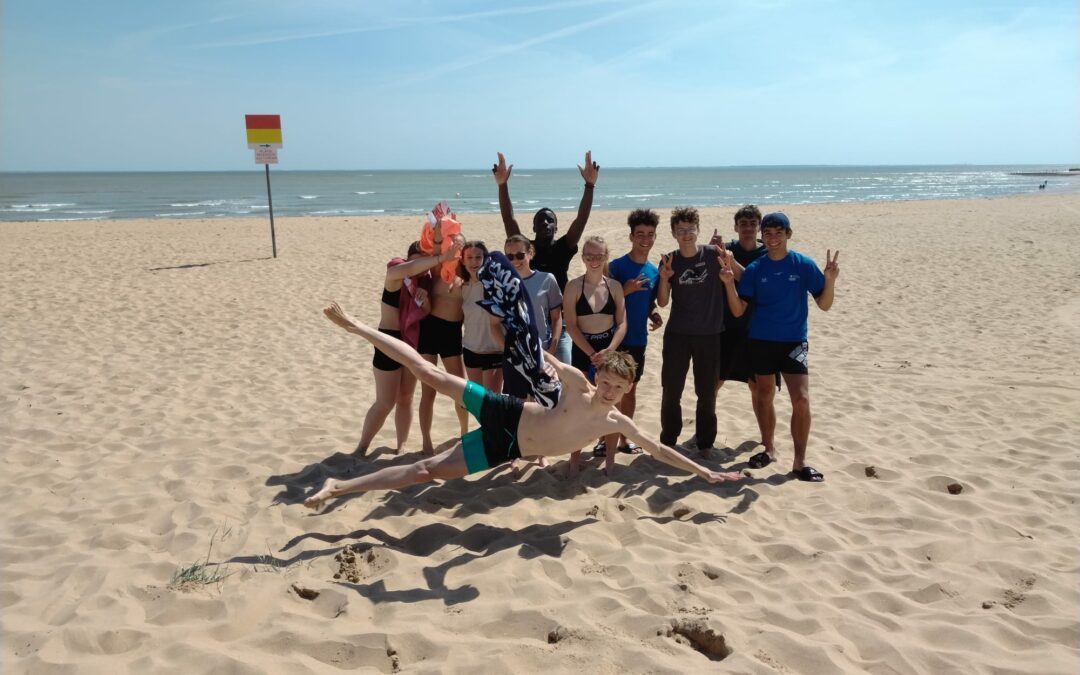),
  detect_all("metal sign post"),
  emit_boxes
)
[265,163,277,258]
[245,115,283,258]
